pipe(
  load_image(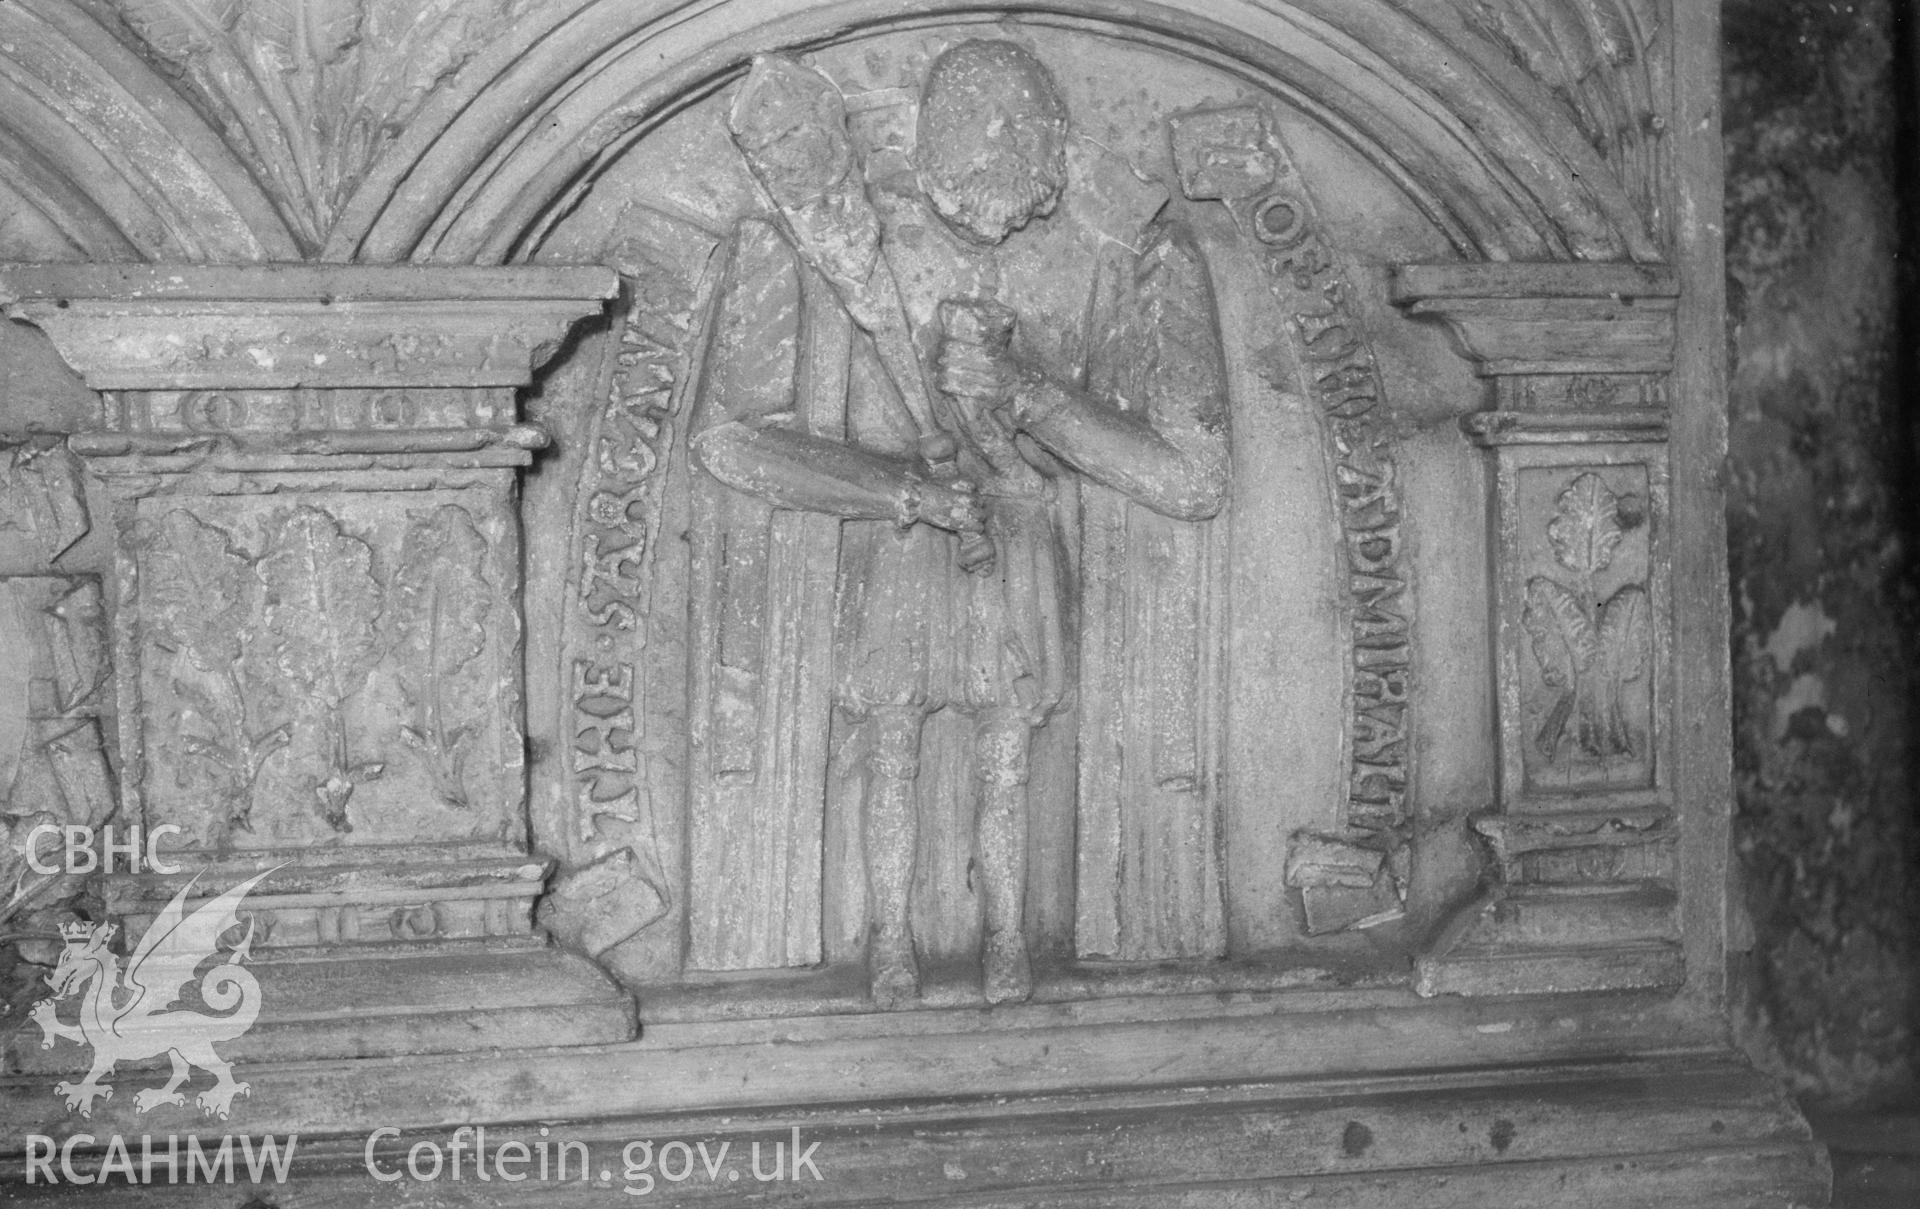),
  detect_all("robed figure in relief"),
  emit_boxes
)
[685,38,1232,1006]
